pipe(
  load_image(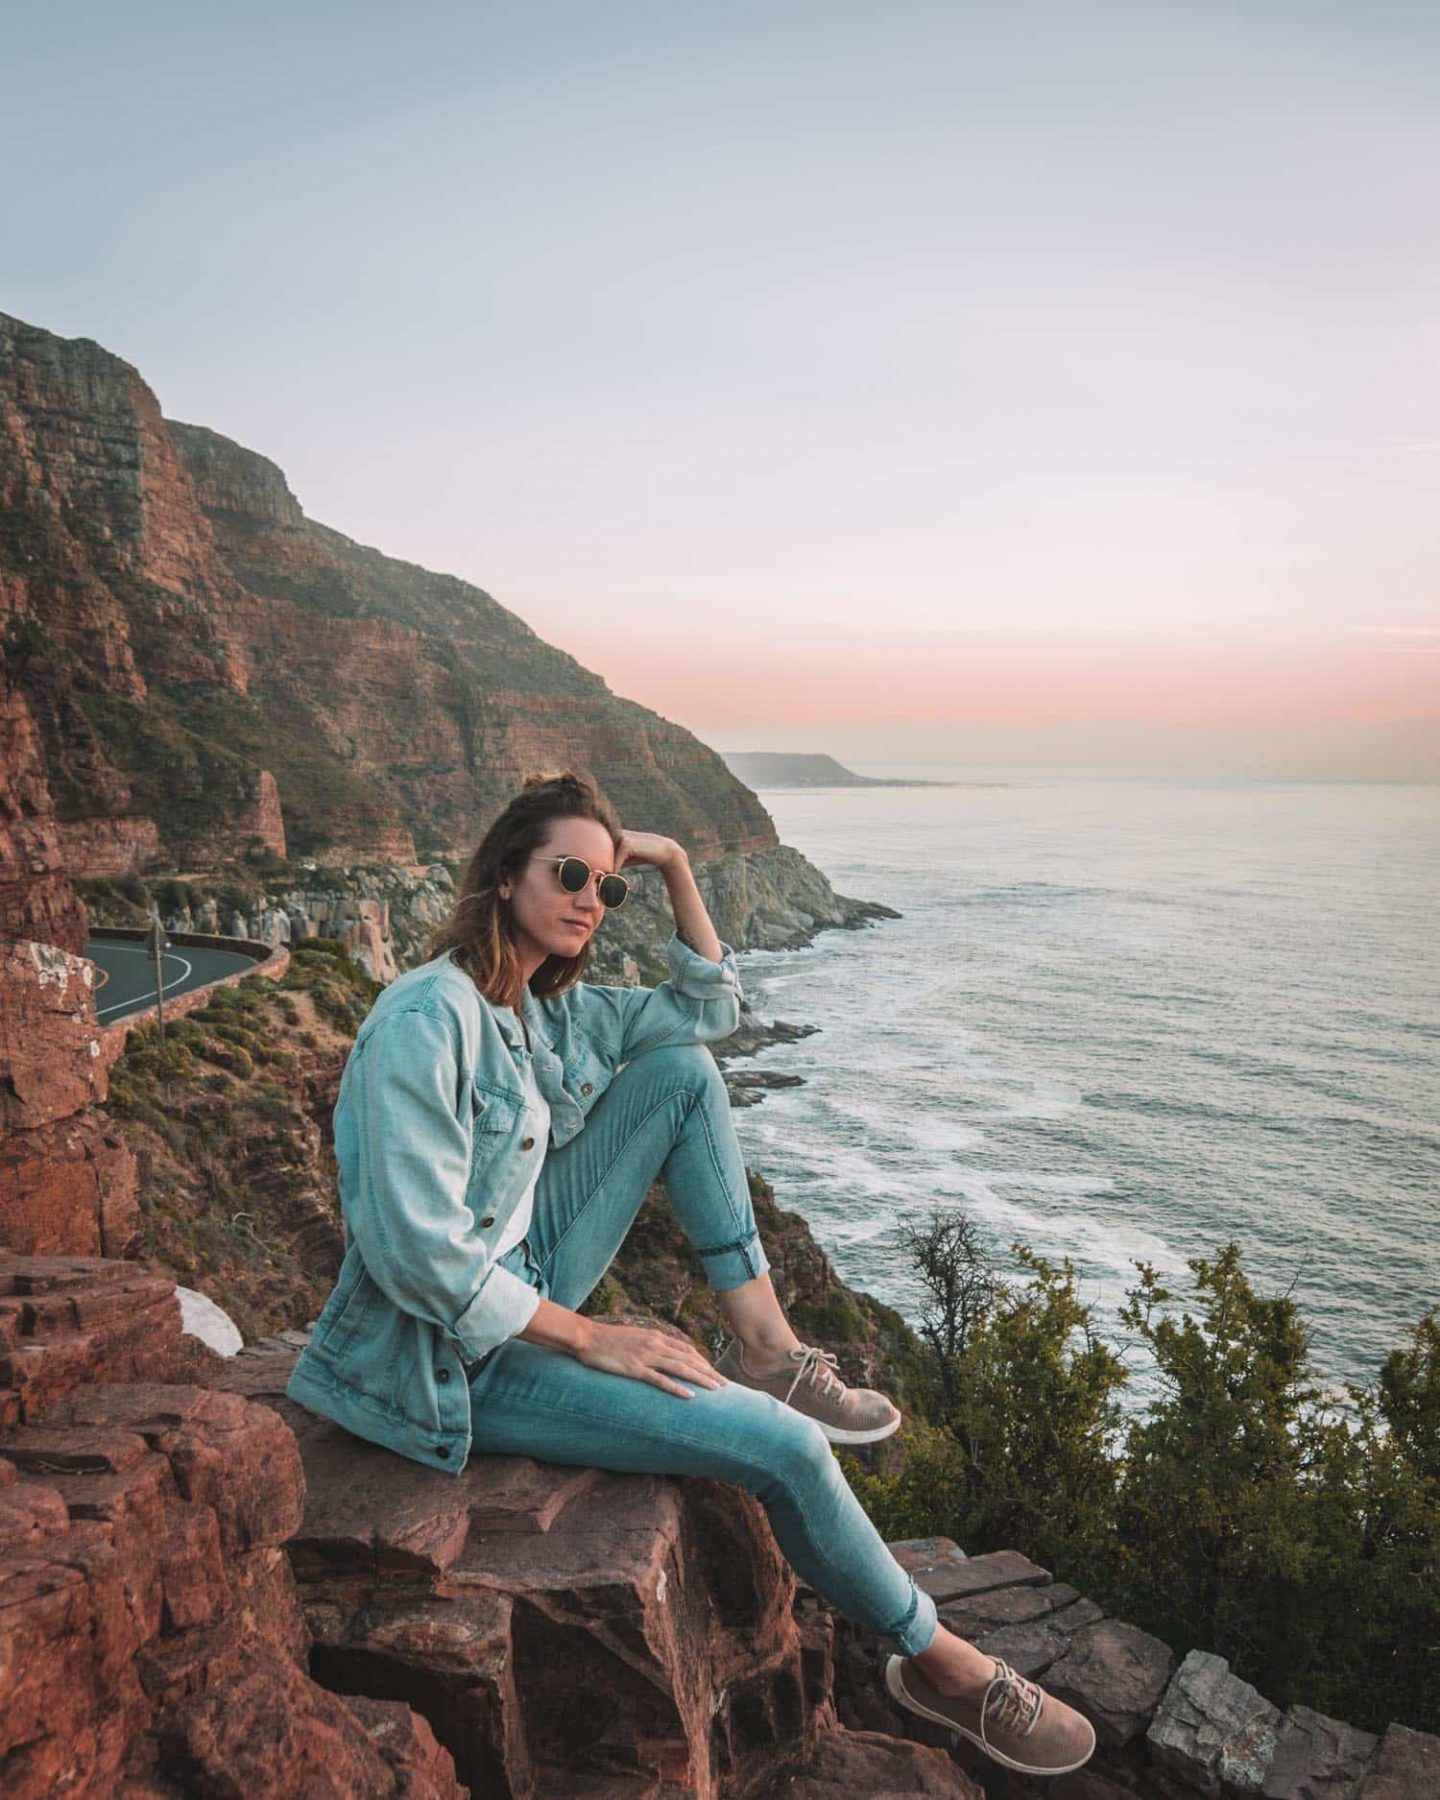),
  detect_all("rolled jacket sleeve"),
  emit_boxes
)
[558,928,741,1065]
[580,930,744,1061]
[665,930,744,1000]
[343,1006,540,1362]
